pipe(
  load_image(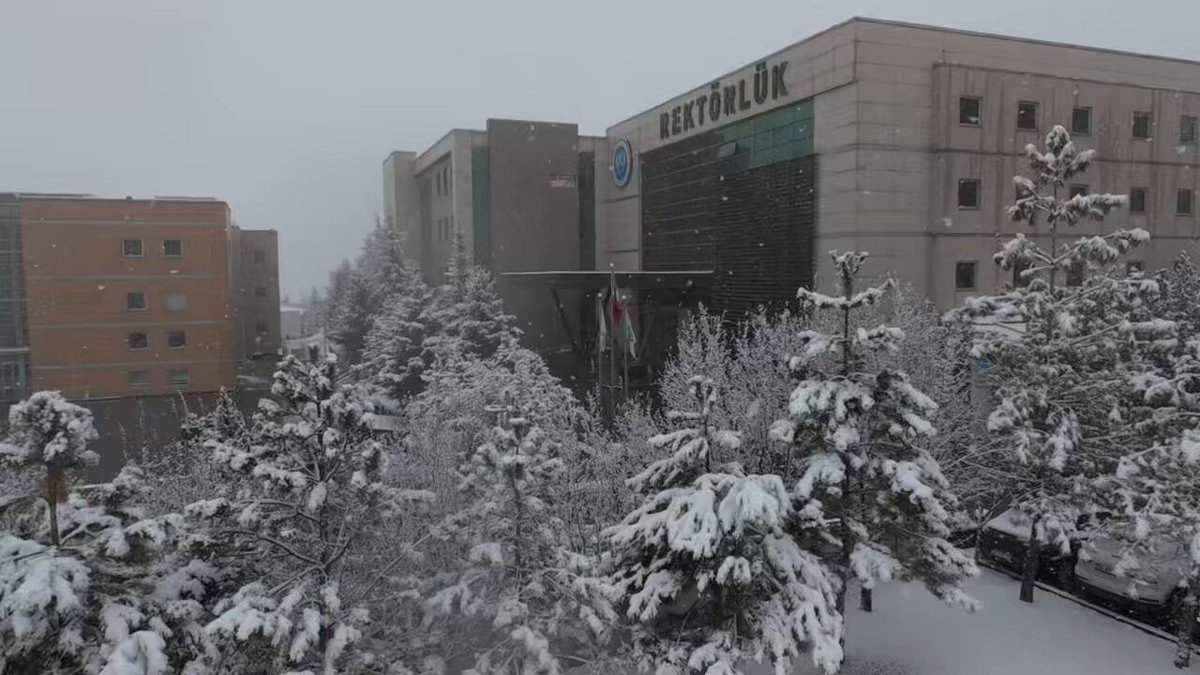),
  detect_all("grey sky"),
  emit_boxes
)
[1,0,1195,298]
